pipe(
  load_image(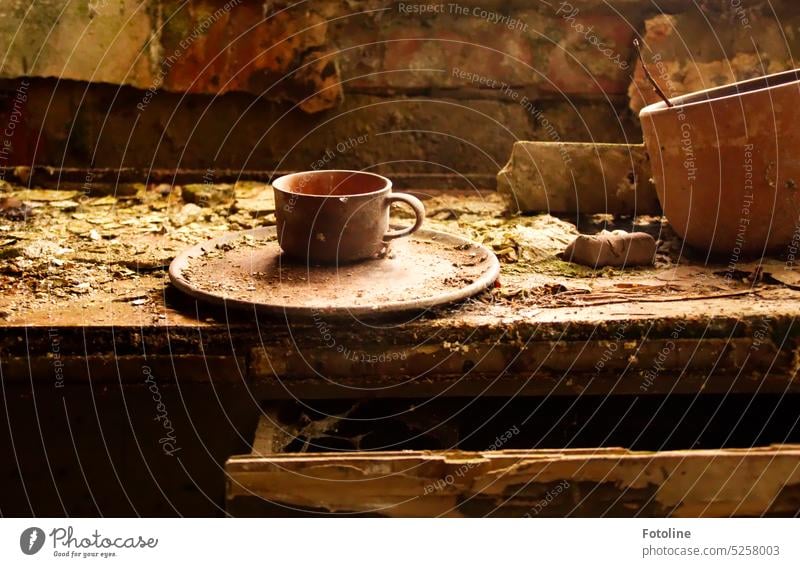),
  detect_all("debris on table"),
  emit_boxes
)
[232,181,275,214]
[172,203,204,227]
[11,189,80,202]
[0,196,32,221]
[0,180,279,318]
[485,215,578,264]
[181,183,235,206]
[0,181,787,323]
[563,230,657,267]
